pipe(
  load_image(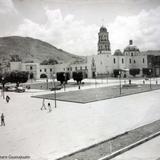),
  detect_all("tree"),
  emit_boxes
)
[40,59,58,65]
[129,68,140,77]
[142,68,152,76]
[10,54,21,62]
[40,73,47,79]
[9,71,29,87]
[113,69,121,77]
[0,72,11,88]
[72,72,83,84]
[56,72,70,84]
